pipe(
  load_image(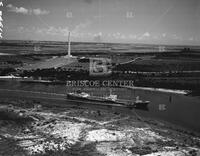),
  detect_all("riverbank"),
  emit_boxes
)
[0,77,191,95]
[124,86,188,95]
[0,98,200,156]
